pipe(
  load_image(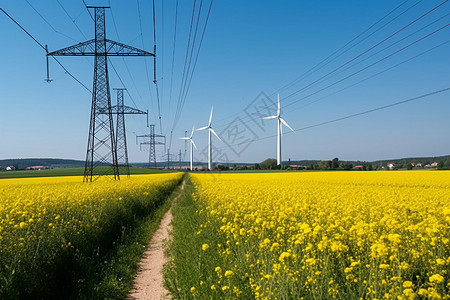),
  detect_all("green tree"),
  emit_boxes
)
[339,162,353,170]
[260,158,277,170]
[331,158,339,169]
